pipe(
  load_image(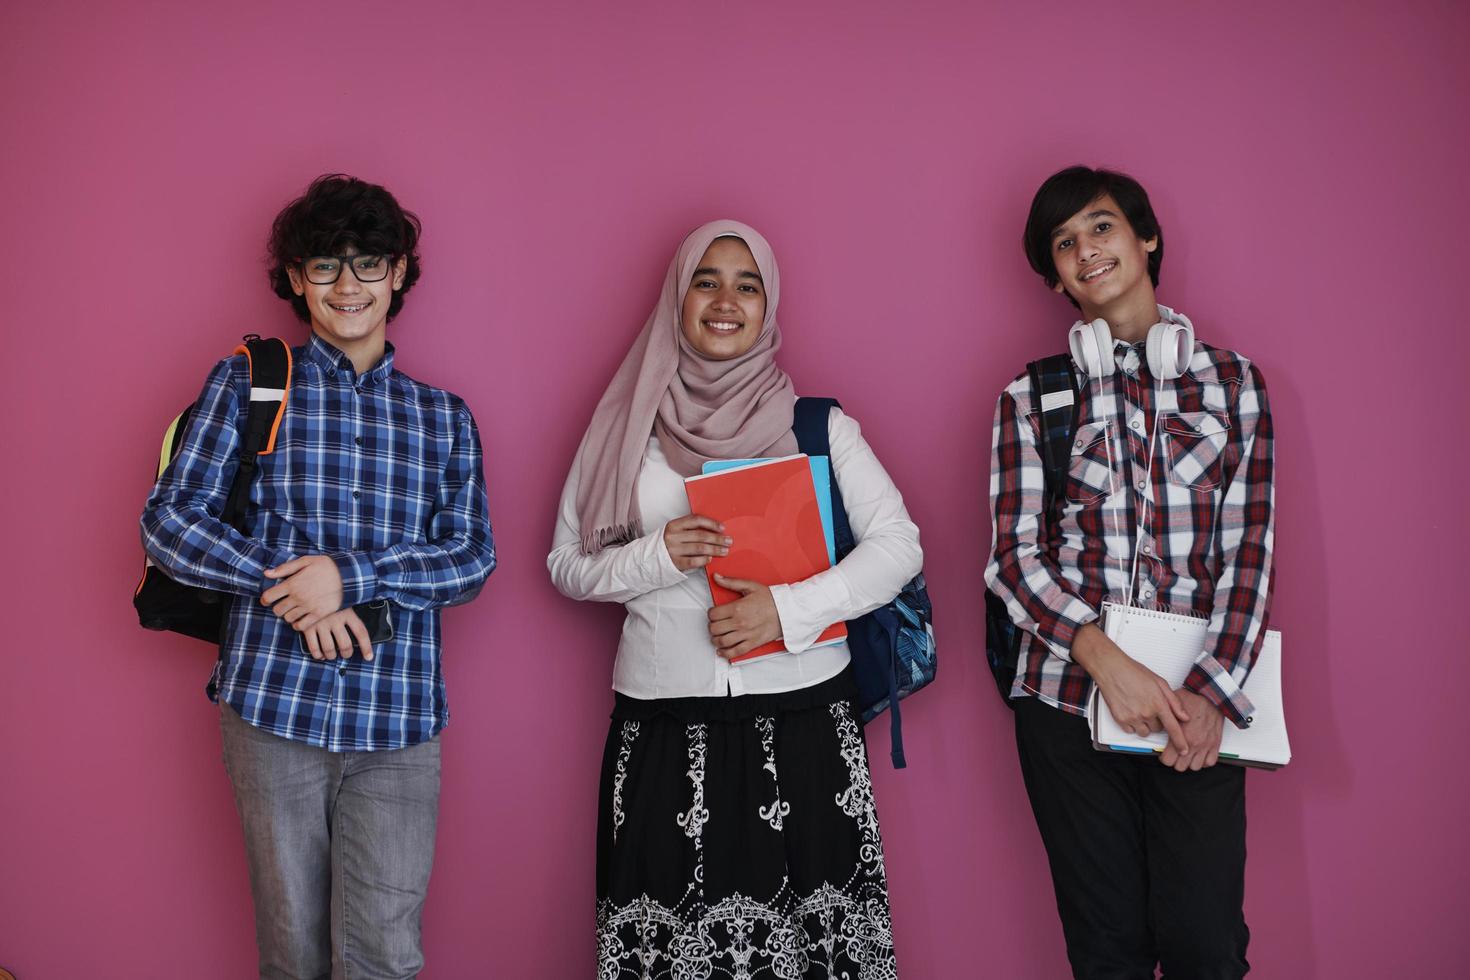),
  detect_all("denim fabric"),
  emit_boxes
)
[220,704,441,979]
